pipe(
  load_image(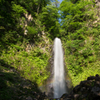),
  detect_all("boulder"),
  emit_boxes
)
[60,74,100,100]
